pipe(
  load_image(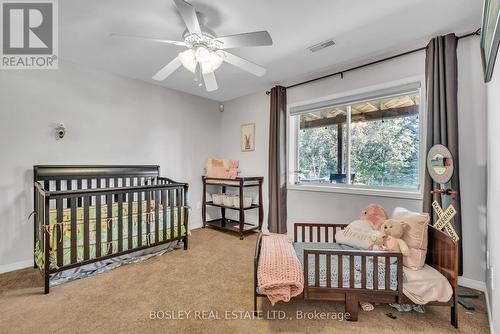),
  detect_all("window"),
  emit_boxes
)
[290,83,423,195]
